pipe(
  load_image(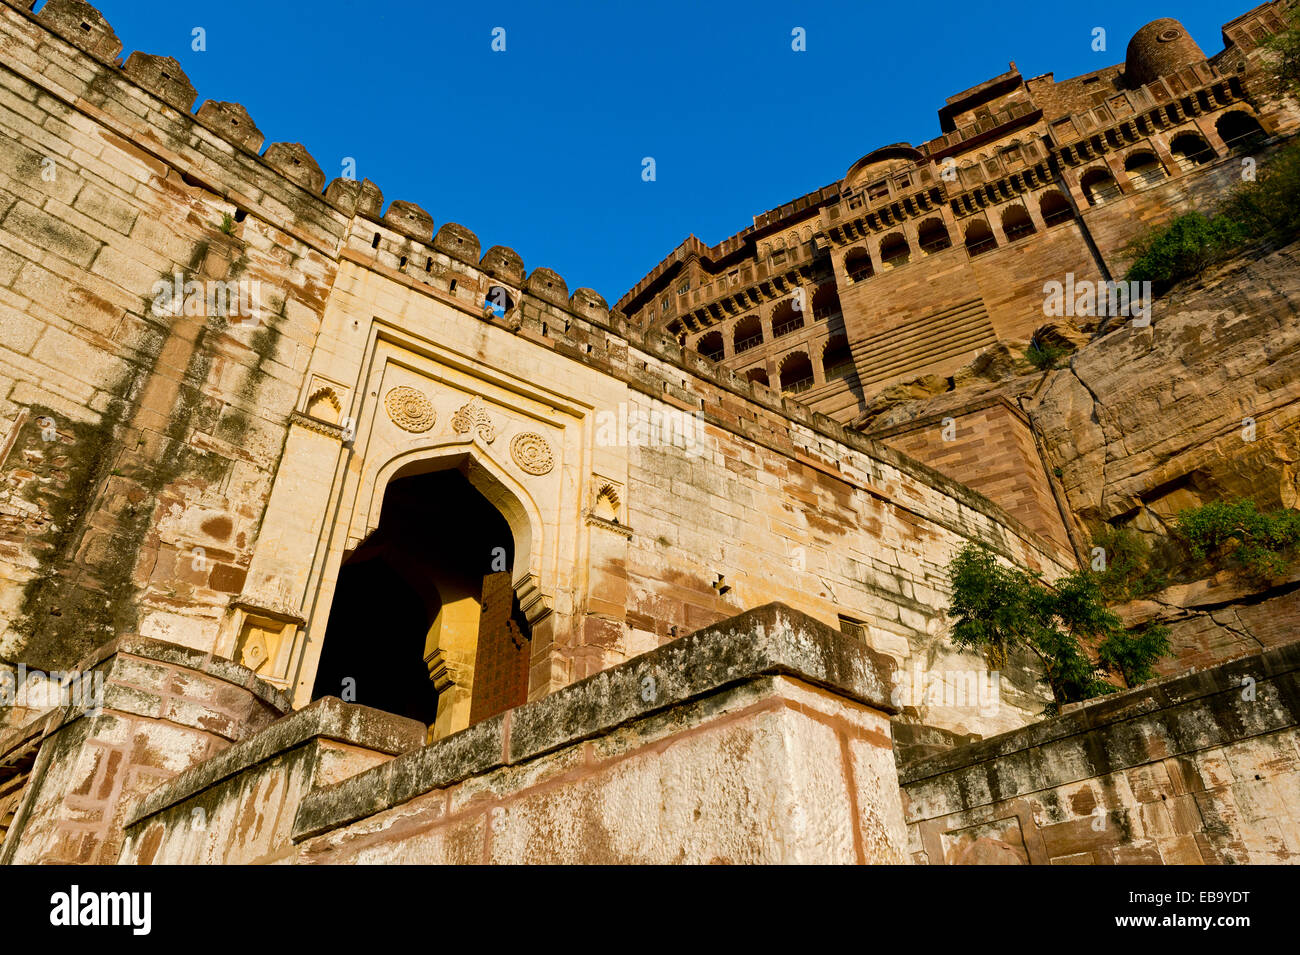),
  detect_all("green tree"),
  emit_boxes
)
[1175,498,1300,577]
[946,544,1171,714]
